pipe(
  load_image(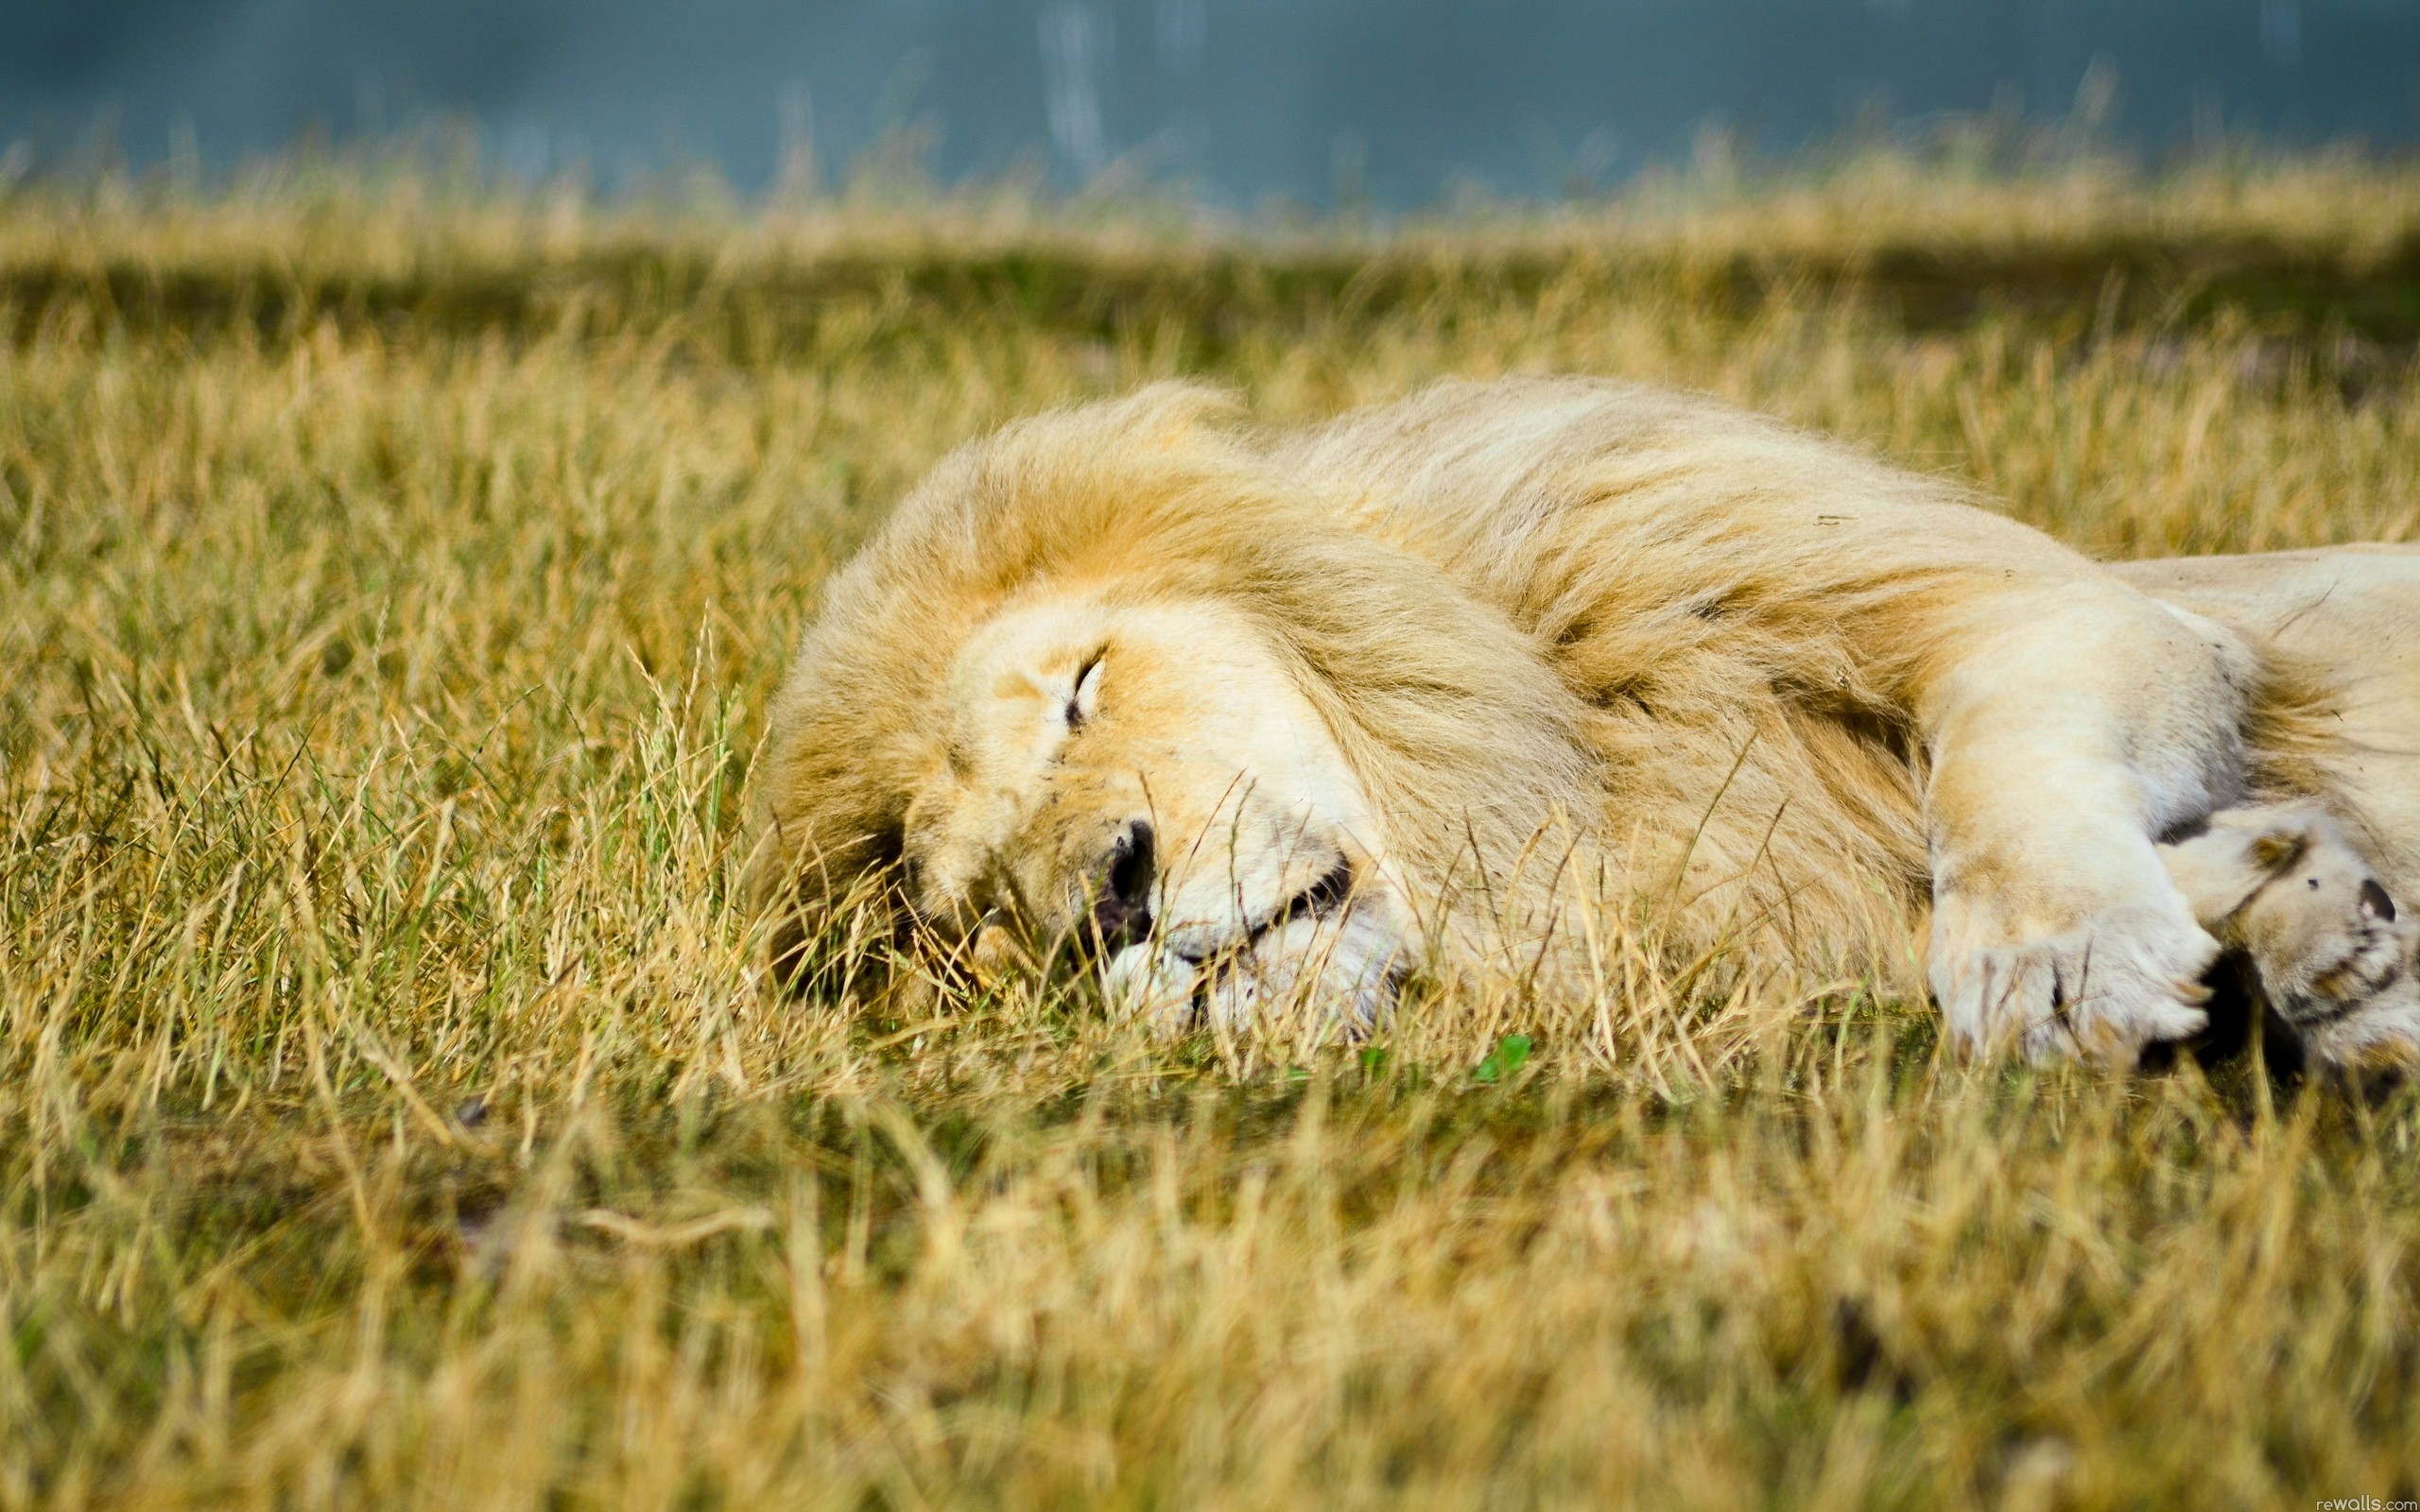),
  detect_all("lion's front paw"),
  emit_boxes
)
[1929,893,2218,1062]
